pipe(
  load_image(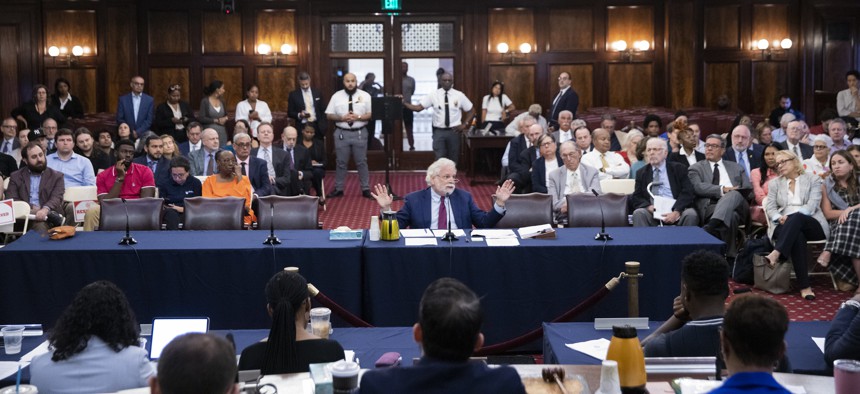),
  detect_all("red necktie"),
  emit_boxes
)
[438,195,447,230]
